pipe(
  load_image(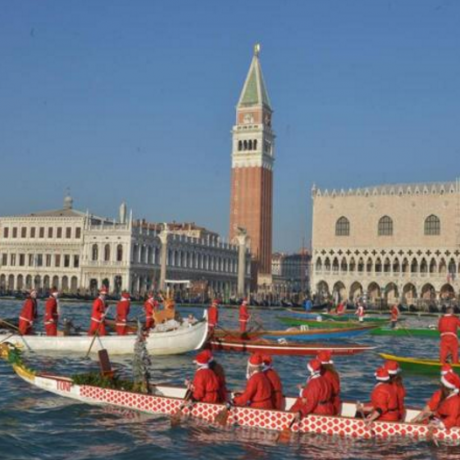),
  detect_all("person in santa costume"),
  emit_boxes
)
[438,306,460,364]
[116,292,131,336]
[19,289,38,335]
[202,349,228,402]
[290,358,334,417]
[355,302,365,323]
[390,303,400,329]
[335,300,346,315]
[186,350,221,403]
[317,350,341,415]
[383,359,406,420]
[411,370,460,429]
[239,298,250,333]
[144,291,158,330]
[208,299,219,332]
[232,354,274,409]
[357,367,400,423]
[87,287,108,336]
[262,355,284,410]
[44,288,59,336]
